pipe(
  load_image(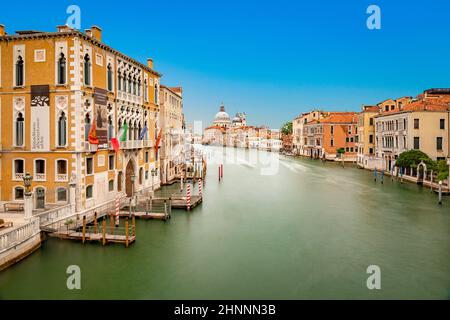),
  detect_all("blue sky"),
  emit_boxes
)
[1,0,450,128]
